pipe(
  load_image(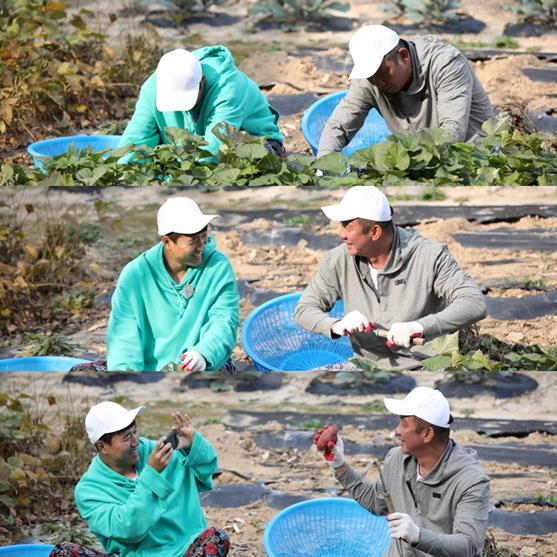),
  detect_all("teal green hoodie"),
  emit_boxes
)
[75,433,217,557]
[119,45,283,159]
[107,236,239,371]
